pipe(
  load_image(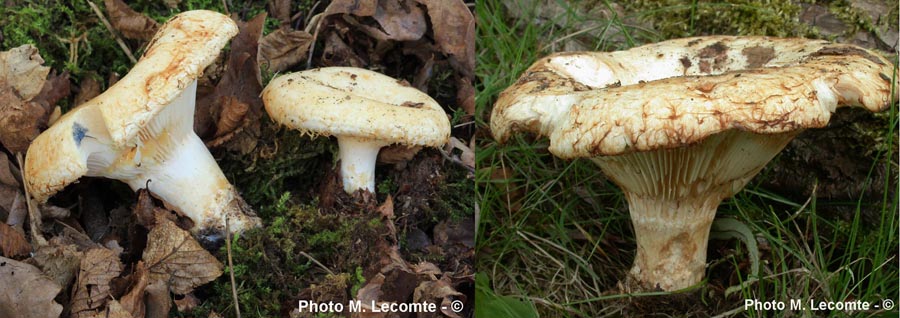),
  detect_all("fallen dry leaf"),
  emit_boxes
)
[199,14,265,152]
[0,45,50,152]
[413,276,463,318]
[268,0,292,26]
[0,256,64,318]
[74,75,102,106]
[85,300,133,318]
[142,217,222,294]
[119,262,149,318]
[32,243,83,296]
[0,45,50,100]
[258,28,313,74]
[173,292,199,313]
[70,248,124,317]
[143,281,170,318]
[103,0,159,41]
[0,222,30,258]
[325,0,426,42]
[212,96,249,138]
[378,145,422,167]
[322,30,367,67]
[414,0,475,114]
[0,153,20,187]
